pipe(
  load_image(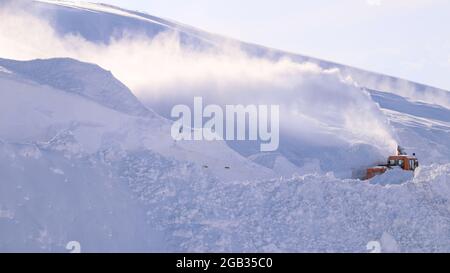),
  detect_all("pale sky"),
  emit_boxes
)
[96,0,450,90]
